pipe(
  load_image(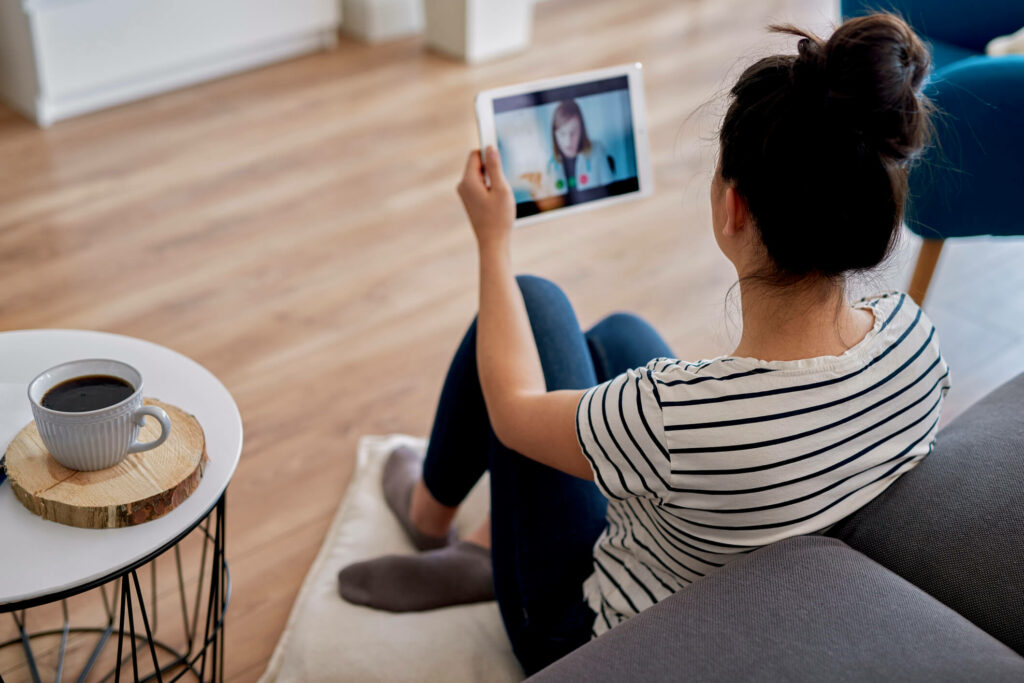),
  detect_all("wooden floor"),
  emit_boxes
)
[2,0,1022,679]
